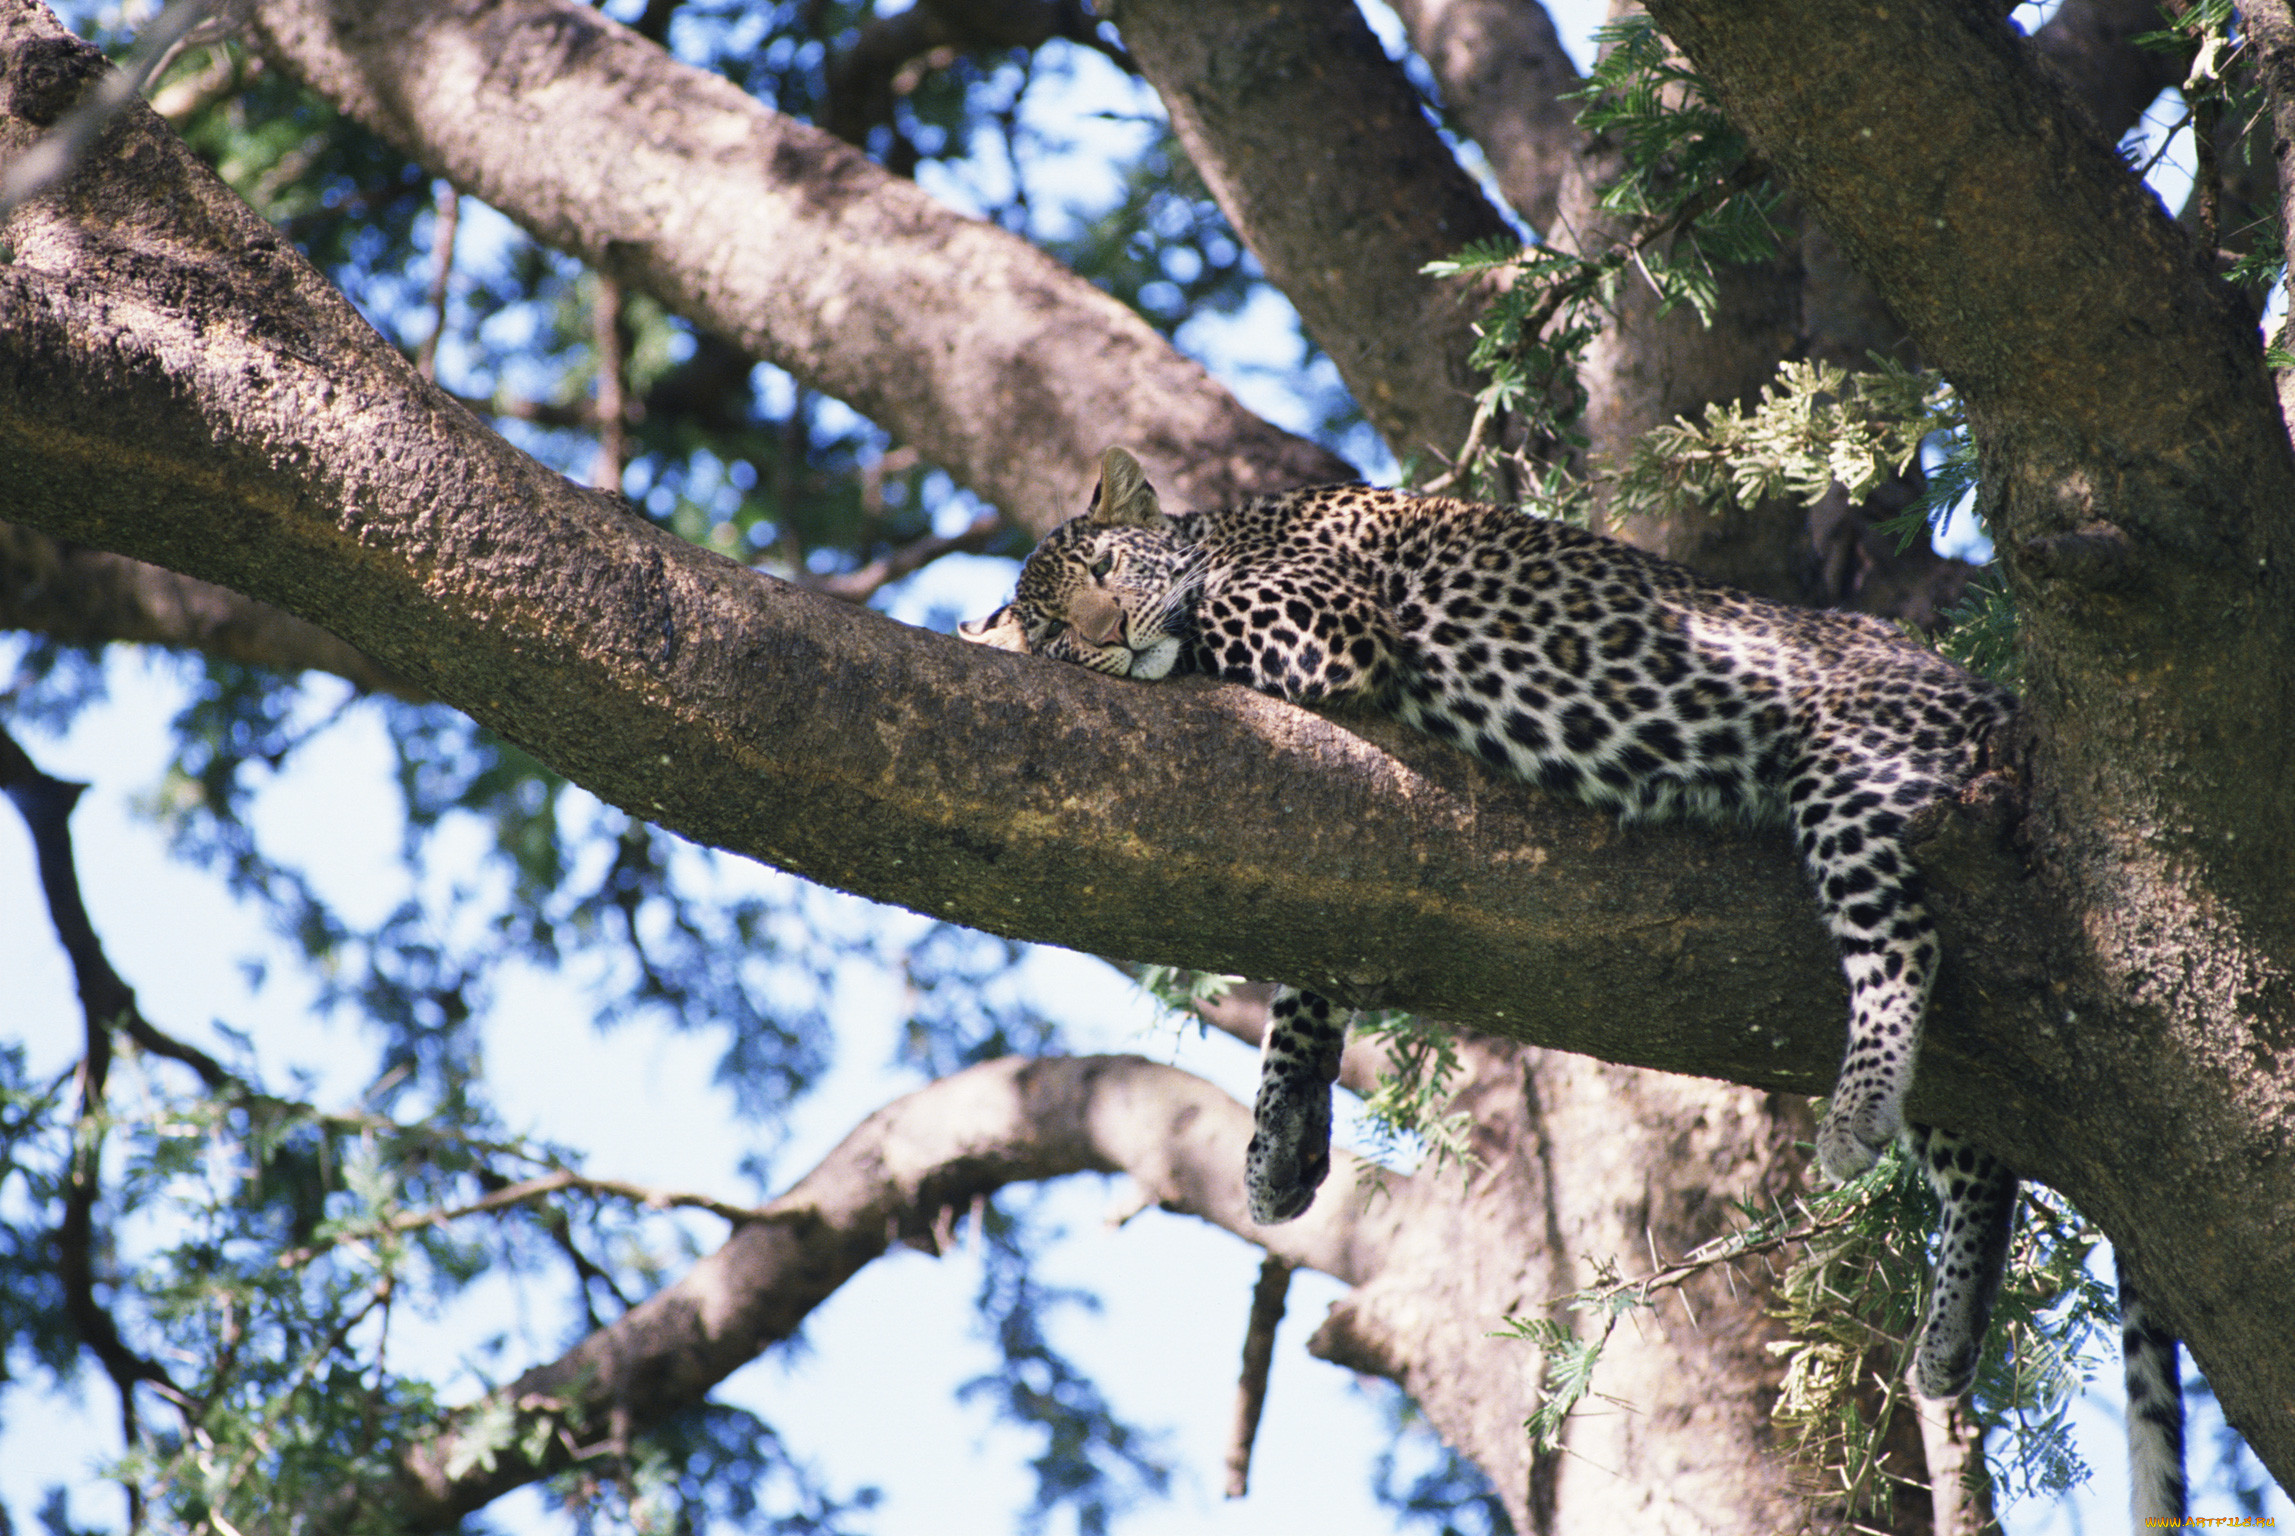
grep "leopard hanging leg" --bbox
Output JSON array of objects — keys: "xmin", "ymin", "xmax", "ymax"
[
  {"xmin": 1907, "ymin": 1125, "xmax": 2018, "ymax": 1398},
  {"xmin": 1245, "ymin": 988, "xmax": 1347, "ymax": 1224},
  {"xmin": 1792, "ymin": 756, "xmax": 1946, "ymax": 1183}
]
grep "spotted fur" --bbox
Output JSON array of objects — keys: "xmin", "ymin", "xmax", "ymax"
[
  {"xmin": 965, "ymin": 447, "xmax": 2181, "ymax": 1510},
  {"xmin": 2119, "ymin": 1249, "xmax": 2188, "ymax": 1525}
]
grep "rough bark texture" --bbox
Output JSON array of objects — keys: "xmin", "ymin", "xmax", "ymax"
[
  {"xmin": 1645, "ymin": 0, "xmax": 2295, "ymax": 1484},
  {"xmin": 1389, "ymin": 0, "xmax": 1586, "ymax": 234},
  {"xmin": 2250, "ymin": 0, "xmax": 2295, "ymax": 443},
  {"xmin": 1118, "ymin": 11, "xmax": 1890, "ymax": 1522},
  {"xmin": 235, "ymin": 0, "xmax": 1351, "ymax": 535},
  {"xmin": 1107, "ymin": 0, "xmax": 1515, "ymax": 468},
  {"xmin": 0, "ymin": 9, "xmax": 1900, "ymax": 1113},
  {"xmin": 390, "ymin": 1040, "xmax": 1820, "ymax": 1536}
]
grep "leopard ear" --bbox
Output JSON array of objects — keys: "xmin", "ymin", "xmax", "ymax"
[
  {"xmin": 1087, "ymin": 446, "xmax": 1161, "ymax": 528},
  {"xmin": 959, "ymin": 604, "xmax": 1032, "ymax": 653}
]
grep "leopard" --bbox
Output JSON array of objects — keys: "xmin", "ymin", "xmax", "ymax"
[{"xmin": 964, "ymin": 445, "xmax": 2185, "ymax": 1526}]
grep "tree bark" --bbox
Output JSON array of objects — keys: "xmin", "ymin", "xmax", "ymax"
[
  {"xmin": 0, "ymin": 520, "xmax": 411, "ymax": 690},
  {"xmin": 377, "ymin": 1054, "xmax": 1390, "ymax": 1527},
  {"xmin": 1389, "ymin": 0, "xmax": 1587, "ymax": 235},
  {"xmin": 0, "ymin": 14, "xmax": 1886, "ymax": 1111},
  {"xmin": 376, "ymin": 1042, "xmax": 1822, "ymax": 1536},
  {"xmin": 1109, "ymin": 0, "xmax": 1515, "ymax": 467},
  {"xmin": 235, "ymin": 0, "xmax": 1351, "ymax": 534},
  {"xmin": 1644, "ymin": 0, "xmax": 2295, "ymax": 1483}
]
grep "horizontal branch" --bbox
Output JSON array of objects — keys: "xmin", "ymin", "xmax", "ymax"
[
  {"xmin": 275, "ymin": 1169, "xmax": 764, "ymax": 1270},
  {"xmin": 11, "ymin": 3, "xmax": 2291, "ymax": 1487},
  {"xmin": 383, "ymin": 1054, "xmax": 1395, "ymax": 1524},
  {"xmin": 0, "ymin": 7, "xmax": 2050, "ymax": 1128}
]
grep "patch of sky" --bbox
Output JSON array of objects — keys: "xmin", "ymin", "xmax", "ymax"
[
  {"xmin": 2012, "ymin": 1246, "xmax": 2292, "ymax": 1535},
  {"xmin": 1924, "ymin": 431, "xmax": 1993, "ymax": 565},
  {"xmin": 2010, "ymin": 0, "xmax": 2067, "ymax": 33},
  {"xmin": 914, "ymin": 42, "xmax": 1162, "ymax": 243},
  {"xmin": 2123, "ymin": 86, "xmax": 2198, "ymax": 218}
]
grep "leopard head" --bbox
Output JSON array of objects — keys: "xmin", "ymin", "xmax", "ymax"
[{"xmin": 959, "ymin": 446, "xmax": 1201, "ymax": 680}]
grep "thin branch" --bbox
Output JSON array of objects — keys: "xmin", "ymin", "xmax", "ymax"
[
  {"xmin": 415, "ymin": 180, "xmax": 458, "ymax": 383},
  {"xmin": 1906, "ymin": 1378, "xmax": 1997, "ymax": 1535},
  {"xmin": 794, "ymin": 510, "xmax": 1009, "ymax": 602},
  {"xmin": 147, "ymin": 39, "xmax": 260, "ymax": 124},
  {"xmin": 1, "ymin": 726, "xmax": 179, "ymax": 1528},
  {"xmin": 1568, "ymin": 1191, "xmax": 1870, "ymax": 1318},
  {"xmin": 366, "ymin": 1054, "xmax": 1391, "ymax": 1528},
  {"xmin": 275, "ymin": 1169, "xmax": 763, "ymax": 1271},
  {"xmin": 1223, "ymin": 1254, "xmax": 1292, "ymax": 1498}
]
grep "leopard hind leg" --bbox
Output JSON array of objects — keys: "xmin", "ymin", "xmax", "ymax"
[
  {"xmin": 1245, "ymin": 988, "xmax": 1346, "ymax": 1224},
  {"xmin": 1908, "ymin": 1124, "xmax": 2017, "ymax": 1399}
]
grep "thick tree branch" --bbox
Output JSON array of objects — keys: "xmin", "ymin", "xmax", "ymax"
[
  {"xmin": 2031, "ymin": 0, "xmax": 2190, "ymax": 143},
  {"xmin": 236, "ymin": 0, "xmax": 1350, "ymax": 534},
  {"xmin": 380, "ymin": 1054, "xmax": 1395, "ymax": 1525},
  {"xmin": 1390, "ymin": 0, "xmax": 1587, "ymax": 235},
  {"xmin": 1111, "ymin": 0, "xmax": 1515, "ymax": 466},
  {"xmin": 0, "ymin": 0, "xmax": 2260, "ymax": 1280},
  {"xmin": 0, "ymin": 11, "xmax": 1897, "ymax": 1108},
  {"xmin": 1642, "ymin": 0, "xmax": 2287, "ymax": 505}
]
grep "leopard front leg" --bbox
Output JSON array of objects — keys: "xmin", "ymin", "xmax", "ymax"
[
  {"xmin": 1907, "ymin": 1124, "xmax": 2018, "ymax": 1398},
  {"xmin": 1813, "ymin": 921, "xmax": 1936, "ymax": 1181},
  {"xmin": 1245, "ymin": 988, "xmax": 1347, "ymax": 1224},
  {"xmin": 1793, "ymin": 763, "xmax": 1943, "ymax": 1183}
]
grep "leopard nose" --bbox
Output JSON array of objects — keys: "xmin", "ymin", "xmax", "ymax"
[{"xmin": 1071, "ymin": 590, "xmax": 1126, "ymax": 645}]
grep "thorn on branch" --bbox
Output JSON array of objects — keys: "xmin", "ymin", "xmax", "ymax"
[{"xmin": 1223, "ymin": 1254, "xmax": 1292, "ymax": 1499}]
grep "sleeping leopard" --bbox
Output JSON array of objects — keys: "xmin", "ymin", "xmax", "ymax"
[{"xmin": 963, "ymin": 446, "xmax": 2184, "ymax": 1523}]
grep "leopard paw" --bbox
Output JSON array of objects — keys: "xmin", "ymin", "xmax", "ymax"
[
  {"xmin": 1815, "ymin": 1092, "xmax": 1900, "ymax": 1184},
  {"xmin": 1245, "ymin": 1081, "xmax": 1332, "ymax": 1224}
]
